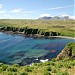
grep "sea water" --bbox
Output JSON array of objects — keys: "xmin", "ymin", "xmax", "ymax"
[{"xmin": 0, "ymin": 32, "xmax": 74, "ymax": 65}]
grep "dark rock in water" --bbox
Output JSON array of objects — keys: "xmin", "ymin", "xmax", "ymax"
[
  {"xmin": 7, "ymin": 50, "xmax": 58, "ymax": 66},
  {"xmin": 0, "ymin": 60, "xmax": 7, "ymax": 64},
  {"xmin": 19, "ymin": 57, "xmax": 40, "ymax": 66},
  {"xmin": 9, "ymin": 51, "xmax": 28, "ymax": 59},
  {"xmin": 50, "ymin": 50, "xmax": 56, "ymax": 53},
  {"xmin": 38, "ymin": 52, "xmax": 56, "ymax": 60},
  {"xmin": 18, "ymin": 51, "xmax": 58, "ymax": 66}
]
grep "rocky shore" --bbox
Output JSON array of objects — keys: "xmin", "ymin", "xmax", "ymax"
[{"xmin": 0, "ymin": 31, "xmax": 75, "ymax": 40}]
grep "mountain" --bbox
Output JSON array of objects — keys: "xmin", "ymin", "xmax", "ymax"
[
  {"xmin": 51, "ymin": 16, "xmax": 61, "ymax": 20},
  {"xmin": 39, "ymin": 16, "xmax": 72, "ymax": 20},
  {"xmin": 39, "ymin": 16, "xmax": 52, "ymax": 20}
]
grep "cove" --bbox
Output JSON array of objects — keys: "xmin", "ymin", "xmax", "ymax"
[{"xmin": 0, "ymin": 32, "xmax": 74, "ymax": 65}]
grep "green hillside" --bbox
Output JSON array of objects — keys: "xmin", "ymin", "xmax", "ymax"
[{"xmin": 0, "ymin": 19, "xmax": 75, "ymax": 37}]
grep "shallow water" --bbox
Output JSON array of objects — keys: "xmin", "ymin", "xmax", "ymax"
[{"xmin": 0, "ymin": 32, "xmax": 74, "ymax": 65}]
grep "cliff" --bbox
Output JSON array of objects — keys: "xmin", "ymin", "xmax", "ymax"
[{"xmin": 57, "ymin": 42, "xmax": 75, "ymax": 60}]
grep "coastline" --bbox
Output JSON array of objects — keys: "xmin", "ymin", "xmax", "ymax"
[
  {"xmin": 0, "ymin": 31, "xmax": 75, "ymax": 40},
  {"xmin": 48, "ymin": 36, "xmax": 75, "ymax": 40},
  {"xmin": 0, "ymin": 31, "xmax": 75, "ymax": 66}
]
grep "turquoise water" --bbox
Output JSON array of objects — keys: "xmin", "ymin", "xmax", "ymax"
[{"xmin": 0, "ymin": 32, "xmax": 74, "ymax": 65}]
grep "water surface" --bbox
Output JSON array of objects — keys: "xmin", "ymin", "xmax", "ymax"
[{"xmin": 0, "ymin": 32, "xmax": 74, "ymax": 65}]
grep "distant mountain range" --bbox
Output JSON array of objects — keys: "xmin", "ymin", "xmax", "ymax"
[{"xmin": 39, "ymin": 16, "xmax": 73, "ymax": 20}]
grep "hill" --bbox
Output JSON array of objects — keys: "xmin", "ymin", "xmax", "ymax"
[{"xmin": 0, "ymin": 19, "xmax": 75, "ymax": 37}]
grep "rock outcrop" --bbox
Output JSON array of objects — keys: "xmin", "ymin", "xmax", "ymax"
[{"xmin": 57, "ymin": 42, "xmax": 75, "ymax": 60}]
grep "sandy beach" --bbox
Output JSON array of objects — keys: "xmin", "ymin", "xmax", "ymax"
[{"xmin": 48, "ymin": 36, "xmax": 75, "ymax": 40}]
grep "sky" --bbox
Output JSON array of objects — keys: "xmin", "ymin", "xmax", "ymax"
[{"xmin": 0, "ymin": 0, "xmax": 74, "ymax": 19}]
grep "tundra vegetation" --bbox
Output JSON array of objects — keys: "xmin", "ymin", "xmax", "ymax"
[{"xmin": 0, "ymin": 19, "xmax": 75, "ymax": 37}]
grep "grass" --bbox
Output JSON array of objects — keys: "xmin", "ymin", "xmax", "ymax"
[
  {"xmin": 0, "ymin": 19, "xmax": 75, "ymax": 37},
  {"xmin": 0, "ymin": 58, "xmax": 75, "ymax": 75}
]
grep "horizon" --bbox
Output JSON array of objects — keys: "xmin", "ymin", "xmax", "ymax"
[
  {"xmin": 0, "ymin": 0, "xmax": 74, "ymax": 19},
  {"xmin": 0, "ymin": 15, "xmax": 75, "ymax": 20}
]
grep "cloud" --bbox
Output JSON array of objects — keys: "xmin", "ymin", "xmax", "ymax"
[
  {"xmin": 0, "ymin": 4, "xmax": 3, "ymax": 9},
  {"xmin": 40, "ymin": 14, "xmax": 50, "ymax": 17},
  {"xmin": 61, "ymin": 14, "xmax": 75, "ymax": 19},
  {"xmin": 22, "ymin": 11, "xmax": 35, "ymax": 14},
  {"xmin": 10, "ymin": 8, "xmax": 23, "ymax": 13},
  {"xmin": 0, "ymin": 13, "xmax": 30, "ymax": 19},
  {"xmin": 0, "ymin": 11, "xmax": 6, "ymax": 13},
  {"xmin": 69, "ymin": 16, "xmax": 75, "ymax": 19},
  {"xmin": 49, "ymin": 5, "xmax": 75, "ymax": 10},
  {"xmin": 0, "ymin": 8, "xmax": 37, "ymax": 19},
  {"xmin": 10, "ymin": 8, "xmax": 36, "ymax": 14},
  {"xmin": 0, "ymin": 4, "xmax": 74, "ymax": 19},
  {"xmin": 61, "ymin": 14, "xmax": 69, "ymax": 17},
  {"xmin": 0, "ymin": 13, "xmax": 14, "ymax": 19}
]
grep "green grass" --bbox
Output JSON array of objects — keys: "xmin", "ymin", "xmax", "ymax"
[
  {"xmin": 0, "ymin": 57, "xmax": 75, "ymax": 75},
  {"xmin": 0, "ymin": 19, "xmax": 75, "ymax": 37}
]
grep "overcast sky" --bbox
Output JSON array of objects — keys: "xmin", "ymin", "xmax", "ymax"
[{"xmin": 0, "ymin": 0, "xmax": 74, "ymax": 19}]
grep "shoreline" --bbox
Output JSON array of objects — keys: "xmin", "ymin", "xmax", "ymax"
[
  {"xmin": 0, "ymin": 31, "xmax": 75, "ymax": 40},
  {"xmin": 0, "ymin": 31, "xmax": 75, "ymax": 66},
  {"xmin": 48, "ymin": 36, "xmax": 75, "ymax": 40}
]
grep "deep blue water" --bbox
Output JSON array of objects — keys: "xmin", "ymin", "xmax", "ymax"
[{"xmin": 0, "ymin": 32, "xmax": 74, "ymax": 65}]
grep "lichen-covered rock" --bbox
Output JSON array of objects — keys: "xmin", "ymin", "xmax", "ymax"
[{"xmin": 57, "ymin": 42, "xmax": 75, "ymax": 60}]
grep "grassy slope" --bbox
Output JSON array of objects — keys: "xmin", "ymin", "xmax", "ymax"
[
  {"xmin": 0, "ymin": 42, "xmax": 75, "ymax": 75},
  {"xmin": 0, "ymin": 19, "xmax": 75, "ymax": 37}
]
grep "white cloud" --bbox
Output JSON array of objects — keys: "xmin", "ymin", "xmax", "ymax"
[
  {"xmin": 69, "ymin": 16, "xmax": 75, "ymax": 19},
  {"xmin": 0, "ymin": 4, "xmax": 74, "ymax": 19},
  {"xmin": 61, "ymin": 14, "xmax": 69, "ymax": 17},
  {"xmin": 49, "ymin": 5, "xmax": 75, "ymax": 10},
  {"xmin": 40, "ymin": 14, "xmax": 50, "ymax": 17},
  {"xmin": 0, "ymin": 13, "xmax": 14, "ymax": 19},
  {"xmin": 0, "ymin": 8, "xmax": 37, "ymax": 19},
  {"xmin": 0, "ymin": 11, "xmax": 6, "ymax": 13},
  {"xmin": 21, "ymin": 11, "xmax": 34, "ymax": 14},
  {"xmin": 0, "ymin": 4, "xmax": 3, "ymax": 8},
  {"xmin": 61, "ymin": 14, "xmax": 75, "ymax": 19},
  {"xmin": 0, "ymin": 13, "xmax": 29, "ymax": 19},
  {"xmin": 10, "ymin": 8, "xmax": 36, "ymax": 14},
  {"xmin": 10, "ymin": 8, "xmax": 23, "ymax": 13}
]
